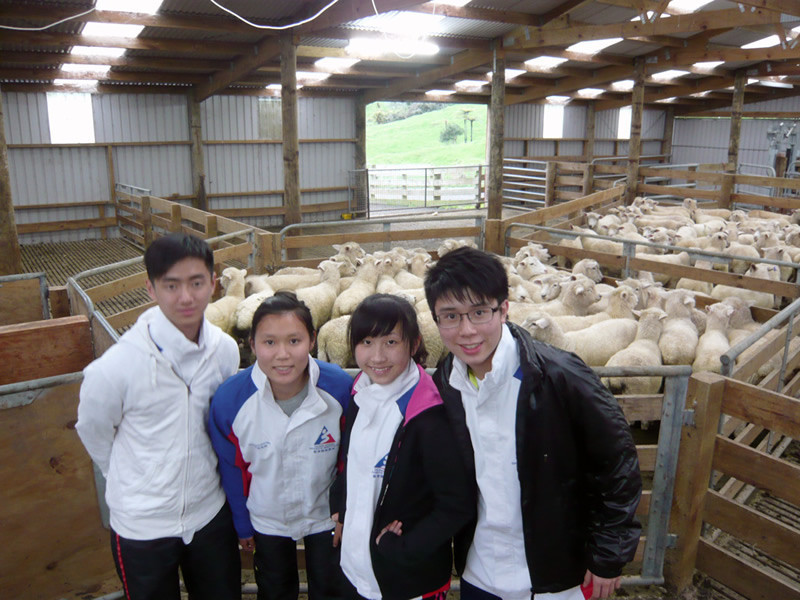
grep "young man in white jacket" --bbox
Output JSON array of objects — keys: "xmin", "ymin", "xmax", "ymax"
[{"xmin": 77, "ymin": 233, "xmax": 241, "ymax": 600}]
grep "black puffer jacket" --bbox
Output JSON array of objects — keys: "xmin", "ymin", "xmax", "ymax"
[{"xmin": 433, "ymin": 322, "xmax": 642, "ymax": 594}]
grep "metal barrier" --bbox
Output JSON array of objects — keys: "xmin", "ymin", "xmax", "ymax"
[
  {"xmin": 736, "ymin": 162, "xmax": 777, "ymax": 197},
  {"xmin": 502, "ymin": 158, "xmax": 548, "ymax": 205}
]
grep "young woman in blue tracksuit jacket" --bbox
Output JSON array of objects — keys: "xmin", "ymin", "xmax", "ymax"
[
  {"xmin": 209, "ymin": 291, "xmax": 352, "ymax": 600},
  {"xmin": 330, "ymin": 294, "xmax": 475, "ymax": 600}
]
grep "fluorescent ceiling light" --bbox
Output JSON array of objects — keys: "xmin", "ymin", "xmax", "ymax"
[
  {"xmin": 742, "ymin": 35, "xmax": 779, "ymax": 49},
  {"xmin": 53, "ymin": 78, "xmax": 97, "ymax": 86},
  {"xmin": 690, "ymin": 91, "xmax": 710, "ymax": 97},
  {"xmin": 426, "ymin": 89, "xmax": 456, "ymax": 96},
  {"xmin": 70, "ymin": 45, "xmax": 126, "ymax": 57},
  {"xmin": 759, "ymin": 80, "xmax": 793, "ymax": 89},
  {"xmin": 265, "ymin": 84, "xmax": 281, "ymax": 90},
  {"xmin": 296, "ymin": 71, "xmax": 330, "ymax": 82},
  {"xmin": 546, "ymin": 95, "xmax": 571, "ymax": 104},
  {"xmin": 667, "ymin": 0, "xmax": 714, "ymax": 13},
  {"xmin": 61, "ymin": 64, "xmax": 110, "ymax": 73},
  {"xmin": 455, "ymin": 79, "xmax": 487, "ymax": 90},
  {"xmin": 747, "ymin": 78, "xmax": 760, "ymax": 85},
  {"xmin": 576, "ymin": 88, "xmax": 605, "ymax": 97},
  {"xmin": 566, "ymin": 38, "xmax": 622, "ymax": 54},
  {"xmin": 612, "ymin": 79, "xmax": 635, "ymax": 91},
  {"xmin": 315, "ymin": 57, "xmax": 360, "ymax": 72},
  {"xmin": 651, "ymin": 69, "xmax": 689, "ymax": 80},
  {"xmin": 525, "ymin": 56, "xmax": 568, "ymax": 69},
  {"xmin": 346, "ymin": 37, "xmax": 438, "ymax": 58},
  {"xmin": 655, "ymin": 97, "xmax": 676, "ymax": 103},
  {"xmin": 693, "ymin": 61, "xmax": 723, "ymax": 70},
  {"xmin": 96, "ymin": 0, "xmax": 163, "ymax": 13},
  {"xmin": 82, "ymin": 22, "xmax": 144, "ymax": 37}
]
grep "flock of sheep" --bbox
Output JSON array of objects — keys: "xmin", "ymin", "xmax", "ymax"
[{"xmin": 204, "ymin": 196, "xmax": 800, "ymax": 395}]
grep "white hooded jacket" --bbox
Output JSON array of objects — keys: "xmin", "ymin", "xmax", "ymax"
[{"xmin": 76, "ymin": 306, "xmax": 239, "ymax": 542}]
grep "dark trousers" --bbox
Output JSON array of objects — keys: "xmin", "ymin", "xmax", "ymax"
[
  {"xmin": 253, "ymin": 530, "xmax": 343, "ymax": 600},
  {"xmin": 110, "ymin": 504, "xmax": 241, "ymax": 600},
  {"xmin": 459, "ymin": 579, "xmax": 503, "ymax": 600}
]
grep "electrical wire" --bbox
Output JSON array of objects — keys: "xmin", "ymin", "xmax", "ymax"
[
  {"xmin": 206, "ymin": 0, "xmax": 343, "ymax": 30},
  {"xmin": 0, "ymin": 7, "xmax": 95, "ymax": 31}
]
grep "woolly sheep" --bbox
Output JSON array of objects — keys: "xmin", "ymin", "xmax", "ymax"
[
  {"xmin": 658, "ymin": 290, "xmax": 699, "ymax": 366},
  {"xmin": 331, "ymin": 256, "xmax": 380, "ymax": 319},
  {"xmin": 529, "ymin": 275, "xmax": 601, "ymax": 317},
  {"xmin": 692, "ymin": 302, "xmax": 735, "ymax": 373},
  {"xmin": 332, "ymin": 241, "xmax": 366, "ymax": 265},
  {"xmin": 316, "ymin": 315, "xmax": 354, "ymax": 368},
  {"xmin": 522, "ymin": 313, "xmax": 637, "ymax": 367},
  {"xmin": 295, "ymin": 260, "xmax": 342, "ymax": 329},
  {"xmin": 572, "ymin": 258, "xmax": 603, "ymax": 283},
  {"xmin": 437, "ymin": 238, "xmax": 477, "ymax": 257},
  {"xmin": 231, "ymin": 287, "xmax": 276, "ymax": 335},
  {"xmin": 603, "ymin": 308, "xmax": 668, "ymax": 395},
  {"xmin": 710, "ymin": 263, "xmax": 779, "ymax": 310},
  {"xmin": 204, "ymin": 267, "xmax": 247, "ymax": 334}
]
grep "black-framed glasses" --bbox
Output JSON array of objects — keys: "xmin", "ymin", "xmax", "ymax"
[{"xmin": 434, "ymin": 306, "xmax": 500, "ymax": 329}]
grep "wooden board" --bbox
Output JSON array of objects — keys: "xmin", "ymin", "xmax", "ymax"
[
  {"xmin": 49, "ymin": 286, "xmax": 71, "ymax": 319},
  {"xmin": 0, "ymin": 277, "xmax": 44, "ymax": 325},
  {"xmin": 0, "ymin": 382, "xmax": 117, "ymax": 599},
  {"xmin": 696, "ymin": 540, "xmax": 800, "ymax": 600},
  {"xmin": 0, "ymin": 316, "xmax": 93, "ymax": 385},
  {"xmin": 721, "ymin": 378, "xmax": 800, "ymax": 439}
]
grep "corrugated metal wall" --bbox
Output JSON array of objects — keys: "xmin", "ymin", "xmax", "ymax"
[{"xmin": 5, "ymin": 91, "xmax": 357, "ymax": 242}]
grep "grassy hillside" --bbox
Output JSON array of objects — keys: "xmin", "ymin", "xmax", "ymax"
[{"xmin": 366, "ymin": 102, "xmax": 487, "ymax": 168}]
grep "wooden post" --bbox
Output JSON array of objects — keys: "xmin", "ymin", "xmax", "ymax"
[
  {"xmin": 354, "ymin": 94, "xmax": 367, "ymax": 215},
  {"xmin": 775, "ymin": 152, "xmax": 788, "ymax": 179},
  {"xmin": 719, "ymin": 172, "xmax": 734, "ymax": 210},
  {"xmin": 281, "ymin": 33, "xmax": 301, "ymax": 229},
  {"xmin": 205, "ymin": 214, "xmax": 217, "ymax": 240},
  {"xmin": 661, "ymin": 106, "xmax": 674, "ymax": 161},
  {"xmin": 0, "ymin": 85, "xmax": 22, "ymax": 275},
  {"xmin": 544, "ymin": 161, "xmax": 557, "ymax": 207},
  {"xmin": 487, "ymin": 47, "xmax": 505, "ymax": 221},
  {"xmin": 626, "ymin": 58, "xmax": 644, "ymax": 205},
  {"xmin": 727, "ymin": 71, "xmax": 745, "ymax": 173},
  {"xmin": 664, "ymin": 372, "xmax": 725, "ymax": 593},
  {"xmin": 170, "ymin": 203, "xmax": 182, "ymax": 232},
  {"xmin": 141, "ymin": 195, "xmax": 153, "ymax": 248},
  {"xmin": 103, "ymin": 144, "xmax": 114, "ymax": 240},
  {"xmin": 484, "ymin": 218, "xmax": 504, "ymax": 255},
  {"xmin": 582, "ymin": 163, "xmax": 595, "ymax": 195},
  {"xmin": 189, "ymin": 95, "xmax": 207, "ymax": 211},
  {"xmin": 584, "ymin": 103, "xmax": 595, "ymax": 162}
]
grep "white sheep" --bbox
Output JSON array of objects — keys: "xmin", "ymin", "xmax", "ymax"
[
  {"xmin": 692, "ymin": 302, "xmax": 735, "ymax": 373},
  {"xmin": 332, "ymin": 241, "xmax": 366, "ymax": 265},
  {"xmin": 676, "ymin": 259, "xmax": 714, "ymax": 296},
  {"xmin": 522, "ymin": 312, "xmax": 637, "ymax": 367},
  {"xmin": 603, "ymin": 308, "xmax": 668, "ymax": 395},
  {"xmin": 531, "ymin": 275, "xmax": 601, "ymax": 317},
  {"xmin": 316, "ymin": 315, "xmax": 354, "ymax": 368},
  {"xmin": 658, "ymin": 289, "xmax": 699, "ymax": 366},
  {"xmin": 331, "ymin": 256, "xmax": 380, "ymax": 319},
  {"xmin": 295, "ymin": 260, "xmax": 342, "ymax": 329},
  {"xmin": 572, "ymin": 258, "xmax": 603, "ymax": 283},
  {"xmin": 437, "ymin": 238, "xmax": 477, "ymax": 257},
  {"xmin": 232, "ymin": 287, "xmax": 276, "ymax": 335},
  {"xmin": 710, "ymin": 263, "xmax": 779, "ymax": 310},
  {"xmin": 204, "ymin": 267, "xmax": 247, "ymax": 334}
]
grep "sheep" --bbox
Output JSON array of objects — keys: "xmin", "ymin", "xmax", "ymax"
[
  {"xmin": 316, "ymin": 315, "xmax": 355, "ymax": 368},
  {"xmin": 516, "ymin": 256, "xmax": 552, "ymax": 280},
  {"xmin": 658, "ymin": 289, "xmax": 699, "ymax": 366},
  {"xmin": 437, "ymin": 238, "xmax": 476, "ymax": 257},
  {"xmin": 556, "ymin": 235, "xmax": 583, "ymax": 269},
  {"xmin": 391, "ymin": 291, "xmax": 445, "ymax": 369},
  {"xmin": 676, "ymin": 259, "xmax": 714, "ymax": 296},
  {"xmin": 407, "ymin": 251, "xmax": 432, "ymax": 277},
  {"xmin": 636, "ymin": 251, "xmax": 690, "ymax": 286},
  {"xmin": 760, "ymin": 245, "xmax": 794, "ymax": 282},
  {"xmin": 530, "ymin": 275, "xmax": 601, "ymax": 317},
  {"xmin": 692, "ymin": 302, "xmax": 735, "ymax": 373},
  {"xmin": 572, "ymin": 258, "xmax": 603, "ymax": 283},
  {"xmin": 331, "ymin": 255, "xmax": 380, "ymax": 319},
  {"xmin": 603, "ymin": 308, "xmax": 668, "ymax": 395},
  {"xmin": 375, "ymin": 254, "xmax": 407, "ymax": 295},
  {"xmin": 725, "ymin": 240, "xmax": 761, "ymax": 275},
  {"xmin": 580, "ymin": 284, "xmax": 638, "ymax": 323},
  {"xmin": 710, "ymin": 263, "xmax": 779, "ymax": 310},
  {"xmin": 295, "ymin": 260, "xmax": 341, "ymax": 329},
  {"xmin": 521, "ymin": 312, "xmax": 637, "ymax": 367},
  {"xmin": 231, "ymin": 287, "xmax": 276, "ymax": 336},
  {"xmin": 683, "ymin": 198, "xmax": 731, "ymax": 220},
  {"xmin": 572, "ymin": 226, "xmax": 623, "ymax": 255},
  {"xmin": 513, "ymin": 243, "xmax": 550, "ymax": 265},
  {"xmin": 332, "ymin": 241, "xmax": 366, "ymax": 265},
  {"xmin": 204, "ymin": 267, "xmax": 247, "ymax": 334}
]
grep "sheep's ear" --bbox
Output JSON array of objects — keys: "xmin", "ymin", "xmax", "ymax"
[
  {"xmin": 575, "ymin": 285, "xmax": 585, "ymax": 294},
  {"xmin": 632, "ymin": 309, "xmax": 642, "ymax": 318},
  {"xmin": 332, "ymin": 244, "xmax": 341, "ymax": 252}
]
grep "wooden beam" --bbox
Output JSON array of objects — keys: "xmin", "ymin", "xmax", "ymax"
[
  {"xmin": 595, "ymin": 75, "xmax": 735, "ymax": 110},
  {"xmin": 584, "ymin": 102, "xmax": 596, "ymax": 161},
  {"xmin": 728, "ymin": 70, "xmax": 745, "ymax": 172},
  {"xmin": 188, "ymin": 95, "xmax": 207, "ymax": 211},
  {"xmin": 731, "ymin": 0, "xmax": 800, "ymax": 17},
  {"xmin": 503, "ymin": 8, "xmax": 780, "ymax": 51},
  {"xmin": 194, "ymin": 36, "xmax": 281, "ymax": 102},
  {"xmin": 0, "ymin": 51, "xmax": 228, "ymax": 73},
  {"xmin": 414, "ymin": 2, "xmax": 539, "ymax": 26},
  {"xmin": 363, "ymin": 48, "xmax": 492, "ymax": 104},
  {"xmin": 0, "ymin": 85, "xmax": 22, "ymax": 275},
  {"xmin": 487, "ymin": 49, "xmax": 505, "ymax": 221},
  {"xmin": 281, "ymin": 33, "xmax": 301, "ymax": 228},
  {"xmin": 627, "ymin": 58, "xmax": 644, "ymax": 204},
  {"xmin": 661, "ymin": 106, "xmax": 674, "ymax": 159}
]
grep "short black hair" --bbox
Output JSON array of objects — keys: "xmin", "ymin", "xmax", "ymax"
[
  {"xmin": 144, "ymin": 233, "xmax": 214, "ymax": 281},
  {"xmin": 348, "ymin": 294, "xmax": 427, "ymax": 365},
  {"xmin": 250, "ymin": 291, "xmax": 315, "ymax": 342},
  {"xmin": 424, "ymin": 247, "xmax": 508, "ymax": 312}
]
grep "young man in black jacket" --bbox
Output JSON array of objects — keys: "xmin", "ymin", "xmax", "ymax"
[{"xmin": 424, "ymin": 247, "xmax": 642, "ymax": 600}]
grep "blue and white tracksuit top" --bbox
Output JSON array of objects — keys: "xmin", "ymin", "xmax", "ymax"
[{"xmin": 208, "ymin": 358, "xmax": 352, "ymax": 540}]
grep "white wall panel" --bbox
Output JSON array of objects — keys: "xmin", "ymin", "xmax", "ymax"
[
  {"xmin": 201, "ymin": 95, "xmax": 260, "ymax": 141},
  {"xmin": 504, "ymin": 104, "xmax": 543, "ymax": 138},
  {"xmin": 562, "ymin": 105, "xmax": 586, "ymax": 138},
  {"xmin": 503, "ymin": 140, "xmax": 524, "ymax": 156},
  {"xmin": 298, "ymin": 97, "xmax": 355, "ymax": 138},
  {"xmin": 204, "ymin": 143, "xmax": 283, "ymax": 193},
  {"xmin": 643, "ymin": 109, "xmax": 665, "ymax": 141},
  {"xmin": 3, "ymin": 92, "xmax": 50, "ymax": 144},
  {"xmin": 299, "ymin": 142, "xmax": 354, "ymax": 188},
  {"xmin": 113, "ymin": 146, "xmax": 193, "ymax": 197},
  {"xmin": 595, "ymin": 109, "xmax": 619, "ymax": 140},
  {"xmin": 671, "ymin": 118, "xmax": 729, "ymax": 165},
  {"xmin": 94, "ymin": 94, "xmax": 189, "ymax": 142}
]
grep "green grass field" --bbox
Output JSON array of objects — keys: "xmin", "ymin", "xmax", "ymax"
[{"xmin": 366, "ymin": 102, "xmax": 488, "ymax": 168}]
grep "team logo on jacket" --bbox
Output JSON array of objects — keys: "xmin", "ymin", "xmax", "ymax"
[
  {"xmin": 312, "ymin": 426, "xmax": 338, "ymax": 453},
  {"xmin": 373, "ymin": 454, "xmax": 388, "ymax": 478}
]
